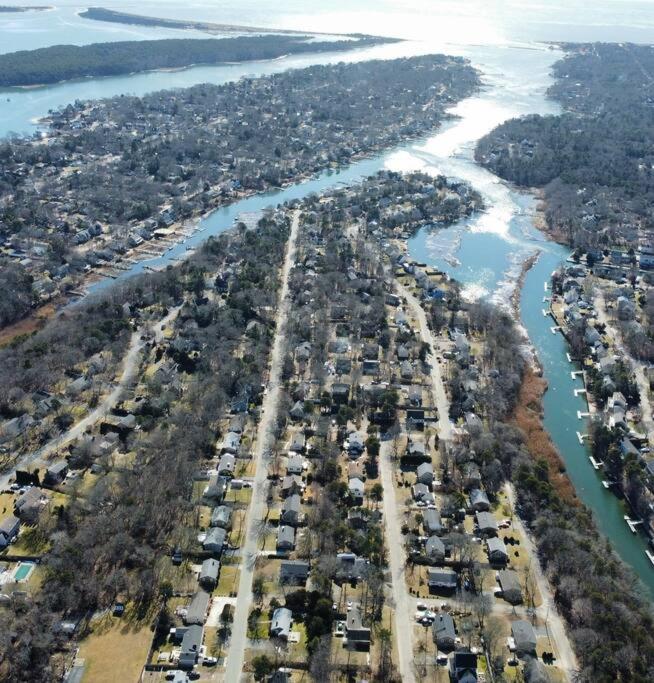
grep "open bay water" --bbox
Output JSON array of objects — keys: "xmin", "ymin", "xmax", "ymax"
[{"xmin": 4, "ymin": 0, "xmax": 654, "ymax": 590}]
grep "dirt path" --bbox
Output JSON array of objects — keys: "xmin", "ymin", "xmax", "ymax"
[
  {"xmin": 223, "ymin": 210, "xmax": 301, "ymax": 682},
  {"xmin": 0, "ymin": 305, "xmax": 180, "ymax": 489},
  {"xmin": 505, "ymin": 484, "xmax": 578, "ymax": 680}
]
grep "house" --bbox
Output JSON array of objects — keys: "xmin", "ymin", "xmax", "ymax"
[
  {"xmin": 462, "ymin": 464, "xmax": 482, "ymax": 491},
  {"xmin": 218, "ymin": 453, "xmax": 235, "ymax": 476},
  {"xmin": 335, "ymin": 552, "xmax": 369, "ymax": 582},
  {"xmin": 362, "ymin": 359, "xmax": 380, "ymax": 376},
  {"xmin": 433, "ymin": 612, "xmax": 456, "ymax": 650},
  {"xmin": 270, "ymin": 607, "xmax": 293, "ymax": 640},
  {"xmin": 14, "ymin": 487, "xmax": 48, "ymax": 523},
  {"xmin": 203, "ymin": 527, "xmax": 227, "ymax": 555},
  {"xmin": 220, "ymin": 431, "xmax": 240, "ymax": 454},
  {"xmin": 346, "ymin": 432, "xmax": 365, "ymax": 458},
  {"xmin": 287, "ymin": 453, "xmax": 305, "ymax": 475},
  {"xmin": 423, "ymin": 508, "xmax": 442, "ymax": 535},
  {"xmin": 408, "ymin": 385, "xmax": 423, "ymax": 406},
  {"xmin": 279, "ymin": 560, "xmax": 310, "ymax": 586},
  {"xmin": 475, "ymin": 511, "xmax": 498, "ymax": 537},
  {"xmin": 416, "ymin": 462, "xmax": 434, "ymax": 485},
  {"xmin": 44, "ymin": 460, "xmax": 68, "ymax": 485},
  {"xmin": 349, "ymin": 478, "xmax": 365, "ymax": 505},
  {"xmin": 277, "ymin": 525, "xmax": 296, "ymax": 551},
  {"xmin": 511, "ymin": 620, "xmax": 537, "ymax": 655},
  {"xmin": 428, "ymin": 568, "xmax": 458, "ymax": 593},
  {"xmin": 449, "ymin": 651, "xmax": 478, "ymax": 683},
  {"xmin": 348, "ymin": 460, "xmax": 365, "ymax": 480},
  {"xmin": 203, "ymin": 476, "xmax": 227, "ymax": 503},
  {"xmin": 184, "ymin": 590, "xmax": 210, "ymax": 625},
  {"xmin": 199, "ymin": 559, "xmax": 220, "ymax": 590},
  {"xmin": 210, "ymin": 505, "xmax": 232, "ymax": 529},
  {"xmin": 335, "ymin": 357, "xmax": 352, "ymax": 375},
  {"xmin": 469, "ymin": 489, "xmax": 490, "ymax": 512},
  {"xmin": 400, "ymin": 360, "xmax": 414, "ymax": 380},
  {"xmin": 289, "ymin": 401, "xmax": 305, "ymax": 421},
  {"xmin": 413, "ymin": 483, "xmax": 435, "ymax": 505},
  {"xmin": 345, "ymin": 605, "xmax": 371, "ymax": 651},
  {"xmin": 281, "ymin": 494, "xmax": 302, "ymax": 526},
  {"xmin": 425, "ymin": 535, "xmax": 446, "ymax": 563},
  {"xmin": 281, "ymin": 475, "xmax": 305, "ymax": 498},
  {"xmin": 407, "ymin": 408, "xmax": 426, "ymax": 430},
  {"xmin": 498, "ymin": 569, "xmax": 522, "ymax": 604},
  {"xmin": 0, "ymin": 516, "xmax": 20, "ymax": 548},
  {"xmin": 486, "ymin": 537, "xmax": 508, "ymax": 565},
  {"xmin": 289, "ymin": 433, "xmax": 306, "ymax": 453},
  {"xmin": 331, "ymin": 383, "xmax": 350, "ymax": 406},
  {"xmin": 228, "ymin": 414, "xmax": 246, "ymax": 434},
  {"xmin": 397, "ymin": 344, "xmax": 410, "ymax": 361},
  {"xmin": 178, "ymin": 624, "xmax": 203, "ymax": 670}
]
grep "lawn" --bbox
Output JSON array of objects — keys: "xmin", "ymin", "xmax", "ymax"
[
  {"xmin": 77, "ymin": 610, "xmax": 153, "ymax": 683},
  {"xmin": 215, "ymin": 564, "xmax": 240, "ymax": 597}
]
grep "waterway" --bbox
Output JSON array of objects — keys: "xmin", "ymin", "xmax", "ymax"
[{"xmin": 3, "ymin": 1, "xmax": 654, "ymax": 593}]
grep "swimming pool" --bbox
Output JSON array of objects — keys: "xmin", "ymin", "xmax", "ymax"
[{"xmin": 13, "ymin": 562, "xmax": 34, "ymax": 582}]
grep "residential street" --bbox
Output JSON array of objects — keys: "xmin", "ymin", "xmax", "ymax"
[
  {"xmin": 0, "ymin": 305, "xmax": 180, "ymax": 490},
  {"xmin": 505, "ymin": 485, "xmax": 578, "ymax": 681},
  {"xmin": 379, "ymin": 439, "xmax": 416, "ymax": 683},
  {"xmin": 223, "ymin": 211, "xmax": 301, "ymax": 682}
]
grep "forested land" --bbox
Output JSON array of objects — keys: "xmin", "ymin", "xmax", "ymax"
[
  {"xmin": 475, "ymin": 43, "xmax": 654, "ymax": 248},
  {"xmin": 0, "ymin": 33, "xmax": 395, "ymax": 87},
  {"xmin": 0, "ymin": 54, "xmax": 479, "ymax": 329}
]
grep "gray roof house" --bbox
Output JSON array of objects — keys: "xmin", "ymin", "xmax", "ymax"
[
  {"xmin": 498, "ymin": 569, "xmax": 522, "ymax": 604},
  {"xmin": 184, "ymin": 590, "xmax": 210, "ymax": 625},
  {"xmin": 277, "ymin": 525, "xmax": 296, "ymax": 551},
  {"xmin": 270, "ymin": 607, "xmax": 293, "ymax": 640},
  {"xmin": 178, "ymin": 624, "xmax": 203, "ymax": 669},
  {"xmin": 281, "ymin": 474, "xmax": 305, "ymax": 498},
  {"xmin": 428, "ymin": 568, "xmax": 458, "ymax": 593},
  {"xmin": 450, "ymin": 651, "xmax": 478, "ymax": 683},
  {"xmin": 475, "ymin": 511, "xmax": 498, "ymax": 537},
  {"xmin": 432, "ymin": 612, "xmax": 456, "ymax": 650},
  {"xmin": 203, "ymin": 527, "xmax": 227, "ymax": 555},
  {"xmin": 0, "ymin": 516, "xmax": 20, "ymax": 548},
  {"xmin": 469, "ymin": 489, "xmax": 490, "ymax": 512},
  {"xmin": 400, "ymin": 361, "xmax": 414, "ymax": 380},
  {"xmin": 425, "ymin": 535, "xmax": 446, "ymax": 563},
  {"xmin": 423, "ymin": 508, "xmax": 442, "ymax": 535},
  {"xmin": 289, "ymin": 433, "xmax": 306, "ymax": 453},
  {"xmin": 281, "ymin": 494, "xmax": 302, "ymax": 526},
  {"xmin": 289, "ymin": 401, "xmax": 305, "ymax": 421},
  {"xmin": 220, "ymin": 431, "xmax": 240, "ymax": 454},
  {"xmin": 511, "ymin": 620, "xmax": 537, "ymax": 655},
  {"xmin": 210, "ymin": 505, "xmax": 232, "ymax": 529},
  {"xmin": 335, "ymin": 552, "xmax": 369, "ymax": 582},
  {"xmin": 487, "ymin": 537, "xmax": 508, "ymax": 565},
  {"xmin": 348, "ymin": 478, "xmax": 365, "ymax": 505},
  {"xmin": 279, "ymin": 560, "xmax": 310, "ymax": 585},
  {"xmin": 199, "ymin": 559, "xmax": 220, "ymax": 589},
  {"xmin": 416, "ymin": 462, "xmax": 434, "ymax": 485},
  {"xmin": 345, "ymin": 605, "xmax": 371, "ymax": 650},
  {"xmin": 287, "ymin": 453, "xmax": 305, "ymax": 475},
  {"xmin": 203, "ymin": 476, "xmax": 227, "ymax": 503},
  {"xmin": 413, "ymin": 483, "xmax": 434, "ymax": 504},
  {"xmin": 218, "ymin": 453, "xmax": 236, "ymax": 476},
  {"xmin": 346, "ymin": 432, "xmax": 365, "ymax": 458},
  {"xmin": 44, "ymin": 460, "xmax": 68, "ymax": 485}
]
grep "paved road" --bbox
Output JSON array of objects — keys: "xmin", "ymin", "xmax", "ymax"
[
  {"xmin": 505, "ymin": 485, "xmax": 578, "ymax": 681},
  {"xmin": 0, "ymin": 306, "xmax": 180, "ymax": 490},
  {"xmin": 379, "ymin": 439, "xmax": 417, "ymax": 683},
  {"xmin": 396, "ymin": 282, "xmax": 452, "ymax": 441},
  {"xmin": 594, "ymin": 289, "xmax": 654, "ymax": 444},
  {"xmin": 223, "ymin": 211, "xmax": 301, "ymax": 682}
]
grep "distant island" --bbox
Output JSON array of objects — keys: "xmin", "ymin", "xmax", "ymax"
[
  {"xmin": 81, "ymin": 7, "xmax": 355, "ymax": 37},
  {"xmin": 0, "ymin": 4, "xmax": 51, "ymax": 11},
  {"xmin": 0, "ymin": 33, "xmax": 396, "ymax": 88}
]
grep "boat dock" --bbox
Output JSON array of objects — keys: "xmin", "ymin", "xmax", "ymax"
[{"xmin": 589, "ymin": 455, "xmax": 603, "ymax": 470}]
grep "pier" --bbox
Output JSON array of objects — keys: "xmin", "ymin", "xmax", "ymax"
[
  {"xmin": 570, "ymin": 370, "xmax": 584, "ymax": 380},
  {"xmin": 589, "ymin": 455, "xmax": 603, "ymax": 470},
  {"xmin": 574, "ymin": 388, "xmax": 587, "ymax": 397},
  {"xmin": 625, "ymin": 516, "xmax": 643, "ymax": 534},
  {"xmin": 550, "ymin": 325, "xmax": 561, "ymax": 334},
  {"xmin": 577, "ymin": 410, "xmax": 591, "ymax": 419}
]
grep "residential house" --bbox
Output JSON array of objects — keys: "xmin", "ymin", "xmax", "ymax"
[
  {"xmin": 469, "ymin": 489, "xmax": 490, "ymax": 512},
  {"xmin": 413, "ymin": 483, "xmax": 435, "ymax": 505},
  {"xmin": 349, "ymin": 478, "xmax": 365, "ymax": 505},
  {"xmin": 199, "ymin": 559, "xmax": 220, "ymax": 590},
  {"xmin": 475, "ymin": 511, "xmax": 498, "ymax": 537},
  {"xmin": 289, "ymin": 401, "xmax": 305, "ymax": 421},
  {"xmin": 449, "ymin": 651, "xmax": 478, "ymax": 683},
  {"xmin": 425, "ymin": 535, "xmax": 446, "ymax": 563},
  {"xmin": 400, "ymin": 360, "xmax": 414, "ymax": 381},
  {"xmin": 277, "ymin": 525, "xmax": 296, "ymax": 551},
  {"xmin": 286, "ymin": 453, "xmax": 305, "ymax": 475},
  {"xmin": 281, "ymin": 475, "xmax": 305, "ymax": 498},
  {"xmin": 281, "ymin": 494, "xmax": 302, "ymax": 526},
  {"xmin": 14, "ymin": 487, "xmax": 48, "ymax": 523},
  {"xmin": 220, "ymin": 431, "xmax": 240, "ymax": 454},
  {"xmin": 433, "ymin": 612, "xmax": 456, "ymax": 650},
  {"xmin": 270, "ymin": 607, "xmax": 293, "ymax": 640},
  {"xmin": 203, "ymin": 476, "xmax": 227, "ymax": 504},
  {"xmin": 428, "ymin": 568, "xmax": 458, "ymax": 593},
  {"xmin": 184, "ymin": 590, "xmax": 210, "ymax": 625},
  {"xmin": 178, "ymin": 625, "xmax": 203, "ymax": 670},
  {"xmin": 511, "ymin": 620, "xmax": 537, "ymax": 656},
  {"xmin": 423, "ymin": 508, "xmax": 442, "ymax": 535},
  {"xmin": 218, "ymin": 453, "xmax": 236, "ymax": 476},
  {"xmin": 346, "ymin": 432, "xmax": 365, "ymax": 459},
  {"xmin": 487, "ymin": 537, "xmax": 508, "ymax": 566},
  {"xmin": 0, "ymin": 516, "xmax": 20, "ymax": 549},
  {"xmin": 345, "ymin": 605, "xmax": 371, "ymax": 651},
  {"xmin": 498, "ymin": 570, "xmax": 522, "ymax": 604},
  {"xmin": 335, "ymin": 552, "xmax": 369, "ymax": 582},
  {"xmin": 416, "ymin": 462, "xmax": 434, "ymax": 485},
  {"xmin": 228, "ymin": 414, "xmax": 246, "ymax": 434},
  {"xmin": 210, "ymin": 505, "xmax": 232, "ymax": 529},
  {"xmin": 44, "ymin": 460, "xmax": 68, "ymax": 486},
  {"xmin": 462, "ymin": 464, "xmax": 482, "ymax": 491},
  {"xmin": 203, "ymin": 527, "xmax": 227, "ymax": 555},
  {"xmin": 279, "ymin": 560, "xmax": 310, "ymax": 586},
  {"xmin": 331, "ymin": 383, "xmax": 350, "ymax": 406}
]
